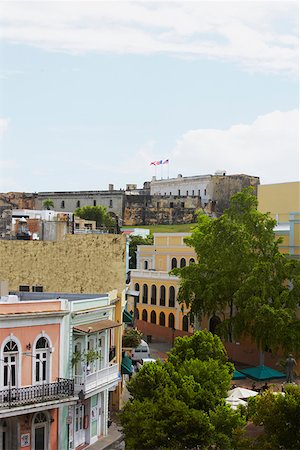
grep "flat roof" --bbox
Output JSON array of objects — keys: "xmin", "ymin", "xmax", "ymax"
[{"xmin": 10, "ymin": 292, "xmax": 108, "ymax": 302}]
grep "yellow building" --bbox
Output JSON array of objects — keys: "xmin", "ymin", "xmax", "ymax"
[
  {"xmin": 258, "ymin": 182, "xmax": 300, "ymax": 259},
  {"xmin": 130, "ymin": 233, "xmax": 196, "ymax": 336}
]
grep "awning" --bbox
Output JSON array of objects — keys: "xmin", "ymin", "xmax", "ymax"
[
  {"xmin": 123, "ymin": 310, "xmax": 133, "ymax": 324},
  {"xmin": 121, "ymin": 355, "xmax": 132, "ymax": 375},
  {"xmin": 232, "ymin": 369, "xmax": 246, "ymax": 380},
  {"xmin": 240, "ymin": 365, "xmax": 286, "ymax": 381},
  {"xmin": 73, "ymin": 320, "xmax": 121, "ymax": 334}
]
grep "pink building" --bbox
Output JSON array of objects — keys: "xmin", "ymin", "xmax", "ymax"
[{"xmin": 0, "ymin": 283, "xmax": 75, "ymax": 450}]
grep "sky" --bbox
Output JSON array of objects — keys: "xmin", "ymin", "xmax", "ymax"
[{"xmin": 0, "ymin": 1, "xmax": 299, "ymax": 192}]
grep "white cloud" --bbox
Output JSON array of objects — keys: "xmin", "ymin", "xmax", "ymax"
[
  {"xmin": 0, "ymin": 118, "xmax": 9, "ymax": 137},
  {"xmin": 169, "ymin": 110, "xmax": 299, "ymax": 184},
  {"xmin": 0, "ymin": 1, "xmax": 298, "ymax": 75}
]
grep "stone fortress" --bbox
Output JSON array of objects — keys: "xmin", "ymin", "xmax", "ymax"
[{"xmin": 0, "ymin": 171, "xmax": 259, "ymax": 234}]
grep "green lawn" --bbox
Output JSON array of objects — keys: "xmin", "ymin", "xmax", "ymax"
[{"xmin": 123, "ymin": 223, "xmax": 197, "ymax": 233}]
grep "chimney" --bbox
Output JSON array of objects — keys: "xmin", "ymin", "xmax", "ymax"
[{"xmin": 108, "ymin": 184, "xmax": 114, "ymax": 191}]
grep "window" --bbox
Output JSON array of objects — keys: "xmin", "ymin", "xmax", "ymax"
[
  {"xmin": 180, "ymin": 258, "xmax": 186, "ymax": 268},
  {"xmin": 93, "ymin": 200, "xmax": 97, "ymax": 206},
  {"xmin": 168, "ymin": 313, "xmax": 175, "ymax": 329},
  {"xmin": 171, "ymin": 258, "xmax": 177, "ymax": 269},
  {"xmin": 144, "ymin": 261, "xmax": 149, "ymax": 270},
  {"xmin": 160, "ymin": 286, "xmax": 166, "ymax": 306},
  {"xmin": 142, "ymin": 284, "xmax": 148, "ymax": 304},
  {"xmin": 186, "ymin": 191, "xmax": 188, "ymax": 196},
  {"xmin": 170, "ymin": 202, "xmax": 174, "ymax": 208},
  {"xmin": 150, "ymin": 311, "xmax": 156, "ymax": 324},
  {"xmin": 198, "ymin": 189, "xmax": 200, "ymax": 196},
  {"xmin": 3, "ymin": 340, "xmax": 19, "ymax": 387},
  {"xmin": 204, "ymin": 189, "xmax": 207, "ymax": 196},
  {"xmin": 157, "ymin": 202, "xmax": 160, "ymax": 208},
  {"xmin": 19, "ymin": 285, "xmax": 30, "ymax": 292},
  {"xmin": 76, "ymin": 200, "xmax": 80, "ymax": 208},
  {"xmin": 151, "ymin": 285, "xmax": 157, "ymax": 305},
  {"xmin": 189, "ymin": 258, "xmax": 195, "ymax": 265},
  {"xmin": 32, "ymin": 285, "xmax": 43, "ymax": 292},
  {"xmin": 192, "ymin": 190, "xmax": 194, "ymax": 196},
  {"xmin": 159, "ymin": 312, "xmax": 165, "ymax": 326},
  {"xmin": 61, "ymin": 200, "xmax": 65, "ymax": 209},
  {"xmin": 136, "ymin": 309, "xmax": 140, "ymax": 320},
  {"xmin": 182, "ymin": 315, "xmax": 189, "ymax": 332},
  {"xmin": 35, "ymin": 337, "xmax": 50, "ymax": 383},
  {"xmin": 169, "ymin": 286, "xmax": 175, "ymax": 308},
  {"xmin": 135, "ymin": 283, "xmax": 140, "ymax": 303},
  {"xmin": 209, "ymin": 316, "xmax": 221, "ymax": 335},
  {"xmin": 170, "ymin": 192, "xmax": 172, "ymax": 196},
  {"xmin": 109, "ymin": 199, "xmax": 113, "ymax": 208},
  {"xmin": 181, "ymin": 202, "xmax": 185, "ymax": 208},
  {"xmin": 178, "ymin": 190, "xmax": 180, "ymax": 196},
  {"xmin": 142, "ymin": 309, "xmax": 148, "ymax": 322},
  {"xmin": 75, "ymin": 223, "xmax": 80, "ymax": 229}
]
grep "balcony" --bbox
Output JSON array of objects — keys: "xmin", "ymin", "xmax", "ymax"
[
  {"xmin": 0, "ymin": 378, "xmax": 74, "ymax": 408},
  {"xmin": 74, "ymin": 363, "xmax": 119, "ymax": 395}
]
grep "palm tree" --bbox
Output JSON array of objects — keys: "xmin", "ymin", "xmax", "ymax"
[{"xmin": 42, "ymin": 199, "xmax": 54, "ymax": 210}]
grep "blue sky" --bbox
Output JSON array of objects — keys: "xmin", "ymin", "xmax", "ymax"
[{"xmin": 0, "ymin": 1, "xmax": 298, "ymax": 192}]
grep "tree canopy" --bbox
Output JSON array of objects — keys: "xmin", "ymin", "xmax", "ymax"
[
  {"xmin": 120, "ymin": 331, "xmax": 245, "ymax": 449},
  {"xmin": 74, "ymin": 205, "xmax": 115, "ymax": 228},
  {"xmin": 247, "ymin": 385, "xmax": 300, "ymax": 449},
  {"xmin": 174, "ymin": 187, "xmax": 300, "ymax": 356}
]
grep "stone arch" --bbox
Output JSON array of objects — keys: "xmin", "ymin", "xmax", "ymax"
[
  {"xmin": 159, "ymin": 312, "xmax": 165, "ymax": 326},
  {"xmin": 150, "ymin": 310, "xmax": 156, "ymax": 324},
  {"xmin": 169, "ymin": 286, "xmax": 175, "ymax": 307},
  {"xmin": 168, "ymin": 313, "xmax": 175, "ymax": 329}
]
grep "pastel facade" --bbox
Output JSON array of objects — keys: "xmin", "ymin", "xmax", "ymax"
[
  {"xmin": 130, "ymin": 233, "xmax": 196, "ymax": 337},
  {"xmin": 0, "ymin": 285, "xmax": 125, "ymax": 450},
  {"xmin": 0, "ymin": 290, "xmax": 75, "ymax": 450},
  {"xmin": 258, "ymin": 182, "xmax": 300, "ymax": 259}
]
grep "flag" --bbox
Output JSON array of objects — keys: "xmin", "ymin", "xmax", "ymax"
[
  {"xmin": 163, "ymin": 159, "xmax": 169, "ymax": 164},
  {"xmin": 150, "ymin": 161, "xmax": 156, "ymax": 166}
]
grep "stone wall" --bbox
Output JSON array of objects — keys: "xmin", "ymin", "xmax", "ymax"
[
  {"xmin": 124, "ymin": 195, "xmax": 201, "ymax": 225},
  {"xmin": 208, "ymin": 174, "xmax": 260, "ymax": 215},
  {"xmin": 0, "ymin": 234, "xmax": 126, "ymax": 295}
]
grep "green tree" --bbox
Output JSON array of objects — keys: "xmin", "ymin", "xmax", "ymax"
[
  {"xmin": 174, "ymin": 187, "xmax": 300, "ymax": 356},
  {"xmin": 120, "ymin": 331, "xmax": 245, "ymax": 449},
  {"xmin": 247, "ymin": 385, "xmax": 300, "ymax": 449},
  {"xmin": 129, "ymin": 235, "xmax": 153, "ymax": 269},
  {"xmin": 42, "ymin": 198, "xmax": 54, "ymax": 210},
  {"xmin": 74, "ymin": 205, "xmax": 114, "ymax": 228},
  {"xmin": 122, "ymin": 329, "xmax": 143, "ymax": 348}
]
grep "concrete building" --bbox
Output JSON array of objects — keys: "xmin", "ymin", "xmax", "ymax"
[
  {"xmin": 258, "ymin": 182, "xmax": 300, "ymax": 259},
  {"xmin": 129, "ymin": 233, "xmax": 196, "ymax": 342},
  {"xmin": 0, "ymin": 283, "xmax": 125, "ymax": 450},
  {"xmin": 35, "ymin": 188, "xmax": 124, "ymax": 221},
  {"xmin": 0, "ymin": 282, "xmax": 76, "ymax": 450},
  {"xmin": 0, "ymin": 234, "xmax": 126, "ymax": 295}
]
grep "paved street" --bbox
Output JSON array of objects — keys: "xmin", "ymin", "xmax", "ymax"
[{"xmin": 148, "ymin": 339, "xmax": 172, "ymax": 361}]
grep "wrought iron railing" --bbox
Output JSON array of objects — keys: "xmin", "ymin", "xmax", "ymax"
[{"xmin": 0, "ymin": 378, "xmax": 74, "ymax": 408}]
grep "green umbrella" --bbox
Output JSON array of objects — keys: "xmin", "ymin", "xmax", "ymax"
[
  {"xmin": 240, "ymin": 365, "xmax": 285, "ymax": 381},
  {"xmin": 232, "ymin": 369, "xmax": 247, "ymax": 380}
]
